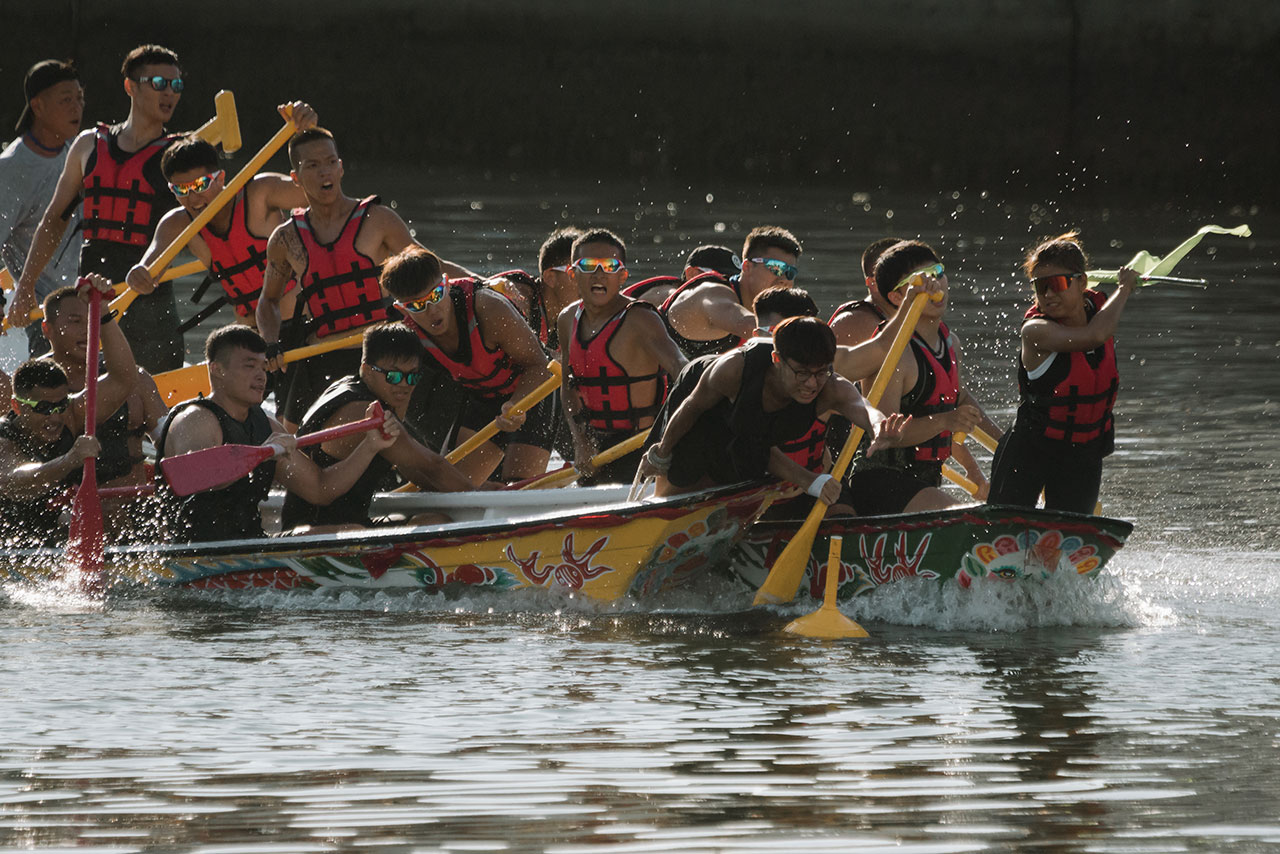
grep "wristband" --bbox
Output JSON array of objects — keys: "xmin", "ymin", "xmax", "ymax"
[
  {"xmin": 100, "ymin": 308, "xmax": 118, "ymax": 326},
  {"xmin": 265, "ymin": 342, "xmax": 282, "ymax": 360},
  {"xmin": 806, "ymin": 473, "xmax": 834, "ymax": 499},
  {"xmin": 644, "ymin": 445, "xmax": 672, "ymax": 473}
]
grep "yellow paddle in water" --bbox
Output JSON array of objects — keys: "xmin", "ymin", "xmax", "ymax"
[
  {"xmin": 153, "ymin": 329, "xmax": 365, "ymax": 406},
  {"xmin": 754, "ymin": 291, "xmax": 929, "ymax": 606},
  {"xmin": 111, "ymin": 108, "xmax": 300, "ymax": 317},
  {"xmin": 393, "ymin": 361, "xmax": 562, "ymax": 492},
  {"xmin": 520, "ymin": 427, "xmax": 652, "ymax": 490},
  {"xmin": 783, "ymin": 535, "xmax": 869, "ymax": 639}
]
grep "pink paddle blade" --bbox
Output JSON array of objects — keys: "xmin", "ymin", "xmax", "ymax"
[{"xmin": 160, "ymin": 443, "xmax": 278, "ymax": 497}]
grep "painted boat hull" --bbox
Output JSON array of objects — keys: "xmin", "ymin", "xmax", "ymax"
[
  {"xmin": 4, "ymin": 483, "xmax": 781, "ymax": 602},
  {"xmin": 733, "ymin": 504, "xmax": 1134, "ymax": 600}
]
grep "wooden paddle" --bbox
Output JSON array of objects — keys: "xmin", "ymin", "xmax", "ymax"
[
  {"xmin": 152, "ymin": 330, "xmax": 365, "ymax": 407},
  {"xmin": 112, "ymin": 109, "xmax": 299, "ymax": 317},
  {"xmin": 4, "ymin": 260, "xmax": 205, "ymax": 331},
  {"xmin": 193, "ymin": 90, "xmax": 242, "ymax": 154},
  {"xmin": 160, "ymin": 402, "xmax": 385, "ymax": 497},
  {"xmin": 519, "ymin": 427, "xmax": 652, "ymax": 490},
  {"xmin": 66, "ymin": 282, "xmax": 105, "ymax": 596},
  {"xmin": 754, "ymin": 291, "xmax": 929, "ymax": 606}
]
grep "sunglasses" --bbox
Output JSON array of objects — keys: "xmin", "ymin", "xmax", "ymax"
[
  {"xmin": 368, "ymin": 365, "xmax": 421, "ymax": 386},
  {"xmin": 135, "ymin": 75, "xmax": 184, "ymax": 93},
  {"xmin": 782, "ymin": 360, "xmax": 833, "ymax": 383},
  {"xmin": 749, "ymin": 257, "xmax": 799, "ymax": 281},
  {"xmin": 396, "ymin": 282, "xmax": 448, "ymax": 313},
  {"xmin": 1032, "ymin": 273, "xmax": 1080, "ymax": 294},
  {"xmin": 15, "ymin": 395, "xmax": 70, "ymax": 415},
  {"xmin": 893, "ymin": 263, "xmax": 946, "ymax": 292},
  {"xmin": 169, "ymin": 169, "xmax": 223, "ymax": 197},
  {"xmin": 572, "ymin": 257, "xmax": 626, "ymax": 274}
]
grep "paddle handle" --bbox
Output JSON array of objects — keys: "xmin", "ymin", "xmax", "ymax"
[
  {"xmin": 941, "ymin": 464, "xmax": 979, "ymax": 495},
  {"xmin": 82, "ymin": 283, "xmax": 102, "ymax": 437},
  {"xmin": 518, "ymin": 426, "xmax": 653, "ymax": 490},
  {"xmin": 113, "ymin": 115, "xmax": 298, "ymax": 315},
  {"xmin": 822, "ymin": 536, "xmax": 843, "ymax": 611},
  {"xmin": 295, "ymin": 402, "xmax": 386, "ymax": 448},
  {"xmin": 445, "ymin": 361, "xmax": 561, "ymax": 464}
]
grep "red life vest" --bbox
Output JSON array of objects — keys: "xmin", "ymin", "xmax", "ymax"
[
  {"xmin": 291, "ymin": 196, "xmax": 391, "ymax": 338},
  {"xmin": 1019, "ymin": 289, "xmax": 1118, "ymax": 444},
  {"xmin": 409, "ymin": 278, "xmax": 522, "ymax": 399},
  {"xmin": 777, "ymin": 417, "xmax": 829, "ymax": 472},
  {"xmin": 199, "ymin": 189, "xmax": 292, "ymax": 318},
  {"xmin": 568, "ymin": 300, "xmax": 664, "ymax": 432},
  {"xmin": 81, "ymin": 123, "xmax": 181, "ymax": 246},
  {"xmin": 623, "ymin": 274, "xmax": 680, "ymax": 301},
  {"xmin": 658, "ymin": 271, "xmax": 745, "ymax": 357},
  {"xmin": 903, "ymin": 322, "xmax": 960, "ymax": 463}
]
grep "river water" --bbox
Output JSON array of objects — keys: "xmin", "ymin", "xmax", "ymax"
[{"xmin": 2, "ymin": 173, "xmax": 1277, "ymax": 852}]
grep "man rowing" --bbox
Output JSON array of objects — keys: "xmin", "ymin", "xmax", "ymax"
[
  {"xmin": 39, "ymin": 285, "xmax": 165, "ymax": 488},
  {"xmin": 490, "ymin": 226, "xmax": 583, "ymax": 353},
  {"xmin": 381, "ymin": 246, "xmax": 555, "ymax": 485},
  {"xmin": 156, "ymin": 324, "xmax": 398, "ymax": 542},
  {"xmin": 0, "ymin": 59, "xmax": 84, "ymax": 357},
  {"xmin": 256, "ymin": 127, "xmax": 473, "ymax": 429},
  {"xmin": 124, "ymin": 102, "xmax": 318, "ymax": 329},
  {"xmin": 0, "ymin": 275, "xmax": 138, "ymax": 546},
  {"xmin": 558, "ymin": 228, "xmax": 687, "ymax": 484},
  {"xmin": 10, "ymin": 45, "xmax": 190, "ymax": 372},
  {"xmin": 638, "ymin": 315, "xmax": 910, "ymax": 503},
  {"xmin": 844, "ymin": 240, "xmax": 1001, "ymax": 513},
  {"xmin": 829, "ymin": 237, "xmax": 899, "ymax": 347},
  {"xmin": 660, "ymin": 226, "xmax": 802, "ymax": 357},
  {"xmin": 281, "ymin": 323, "xmax": 472, "ymax": 533}
]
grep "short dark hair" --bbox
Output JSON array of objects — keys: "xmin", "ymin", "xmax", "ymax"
[
  {"xmin": 773, "ymin": 316, "xmax": 836, "ymax": 366},
  {"xmin": 538, "ymin": 227, "xmax": 583, "ymax": 273},
  {"xmin": 161, "ymin": 134, "xmax": 219, "ymax": 180},
  {"xmin": 13, "ymin": 359, "xmax": 69, "ymax": 396},
  {"xmin": 1024, "ymin": 231, "xmax": 1089, "ymax": 278},
  {"xmin": 570, "ymin": 228, "xmax": 627, "ymax": 263},
  {"xmin": 41, "ymin": 286, "xmax": 80, "ymax": 325},
  {"xmin": 288, "ymin": 127, "xmax": 337, "ymax": 170},
  {"xmin": 743, "ymin": 226, "xmax": 802, "ymax": 260},
  {"xmin": 362, "ymin": 322, "xmax": 423, "ymax": 366},
  {"xmin": 380, "ymin": 246, "xmax": 444, "ymax": 300},
  {"xmin": 122, "ymin": 45, "xmax": 180, "ymax": 80},
  {"xmin": 753, "ymin": 286, "xmax": 818, "ymax": 322},
  {"xmin": 205, "ymin": 324, "xmax": 266, "ymax": 364},
  {"xmin": 872, "ymin": 240, "xmax": 941, "ymax": 302},
  {"xmin": 684, "ymin": 244, "xmax": 741, "ymax": 279},
  {"xmin": 861, "ymin": 237, "xmax": 901, "ymax": 279}
]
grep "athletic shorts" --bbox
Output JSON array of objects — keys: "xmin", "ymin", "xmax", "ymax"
[{"xmin": 845, "ymin": 466, "xmax": 937, "ymax": 516}]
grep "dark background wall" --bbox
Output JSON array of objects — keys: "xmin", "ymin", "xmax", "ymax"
[{"xmin": 2, "ymin": 0, "xmax": 1276, "ymax": 203}]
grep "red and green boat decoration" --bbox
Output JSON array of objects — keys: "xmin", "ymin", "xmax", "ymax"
[{"xmin": 733, "ymin": 504, "xmax": 1133, "ymax": 601}]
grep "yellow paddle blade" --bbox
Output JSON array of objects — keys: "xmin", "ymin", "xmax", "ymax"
[
  {"xmin": 784, "ymin": 535, "xmax": 868, "ymax": 639},
  {"xmin": 193, "ymin": 90, "xmax": 241, "ymax": 153},
  {"xmin": 0, "ymin": 268, "xmax": 13, "ymax": 291},
  {"xmin": 155, "ymin": 363, "xmax": 212, "ymax": 407}
]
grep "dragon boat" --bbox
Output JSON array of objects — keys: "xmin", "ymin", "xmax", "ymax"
[
  {"xmin": 732, "ymin": 504, "xmax": 1134, "ymax": 601},
  {"xmin": 2, "ymin": 483, "xmax": 782, "ymax": 601}
]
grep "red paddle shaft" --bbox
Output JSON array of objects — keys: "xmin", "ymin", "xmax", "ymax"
[
  {"xmin": 67, "ymin": 282, "xmax": 105, "ymax": 592},
  {"xmin": 160, "ymin": 402, "xmax": 386, "ymax": 497}
]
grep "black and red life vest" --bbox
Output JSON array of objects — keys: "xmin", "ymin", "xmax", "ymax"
[
  {"xmin": 489, "ymin": 269, "xmax": 551, "ymax": 347},
  {"xmin": 408, "ymin": 278, "xmax": 522, "ymax": 399},
  {"xmin": 199, "ymin": 188, "xmax": 289, "ymax": 318},
  {"xmin": 81, "ymin": 123, "xmax": 181, "ymax": 246},
  {"xmin": 568, "ymin": 300, "xmax": 664, "ymax": 432},
  {"xmin": 828, "ymin": 297, "xmax": 887, "ymax": 326},
  {"xmin": 658, "ymin": 271, "xmax": 745, "ymax": 358},
  {"xmin": 1018, "ymin": 289, "xmax": 1118, "ymax": 444},
  {"xmin": 903, "ymin": 322, "xmax": 961, "ymax": 463},
  {"xmin": 292, "ymin": 196, "xmax": 391, "ymax": 338},
  {"xmin": 623, "ymin": 274, "xmax": 680, "ymax": 302},
  {"xmin": 777, "ymin": 417, "xmax": 829, "ymax": 472}
]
